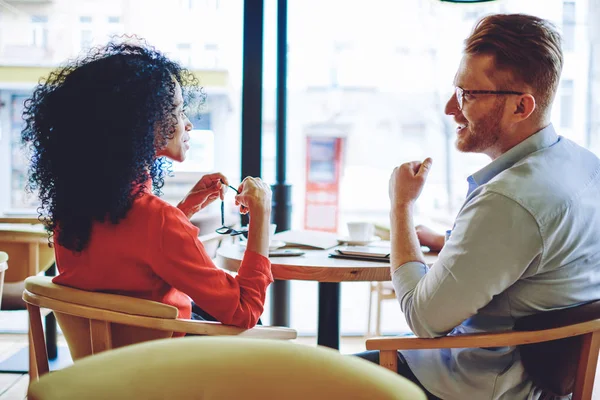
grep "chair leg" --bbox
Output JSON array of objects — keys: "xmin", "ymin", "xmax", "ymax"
[
  {"xmin": 28, "ymin": 329, "xmax": 36, "ymax": 379},
  {"xmin": 367, "ymin": 283, "xmax": 374, "ymax": 336},
  {"xmin": 380, "ymin": 350, "xmax": 398, "ymax": 373},
  {"xmin": 376, "ymin": 283, "xmax": 383, "ymax": 337},
  {"xmin": 27, "ymin": 303, "xmax": 49, "ymax": 380},
  {"xmin": 90, "ymin": 319, "xmax": 113, "ymax": 354},
  {"xmin": 572, "ymin": 331, "xmax": 600, "ymax": 400}
]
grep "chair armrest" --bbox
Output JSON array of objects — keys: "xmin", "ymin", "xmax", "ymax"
[
  {"xmin": 23, "ymin": 290, "xmax": 297, "ymax": 340},
  {"xmin": 366, "ymin": 319, "xmax": 600, "ymax": 351},
  {"xmin": 167, "ymin": 318, "xmax": 297, "ymax": 339}
]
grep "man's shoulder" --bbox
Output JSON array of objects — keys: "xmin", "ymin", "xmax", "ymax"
[{"xmin": 483, "ymin": 138, "xmax": 600, "ymax": 220}]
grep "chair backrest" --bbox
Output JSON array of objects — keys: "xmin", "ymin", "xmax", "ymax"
[
  {"xmin": 24, "ymin": 276, "xmax": 297, "ymax": 381},
  {"xmin": 24, "ymin": 276, "xmax": 179, "ymax": 362},
  {"xmin": 0, "ymin": 252, "xmax": 8, "ymax": 309},
  {"xmin": 514, "ymin": 300, "xmax": 600, "ymax": 396},
  {"xmin": 28, "ymin": 337, "xmax": 427, "ymax": 400}
]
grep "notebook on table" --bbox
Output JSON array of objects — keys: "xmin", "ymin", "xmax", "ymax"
[
  {"xmin": 329, "ymin": 246, "xmax": 391, "ymax": 263},
  {"xmin": 329, "ymin": 244, "xmax": 431, "ymax": 263}
]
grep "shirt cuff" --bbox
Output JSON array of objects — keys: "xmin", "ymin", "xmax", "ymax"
[
  {"xmin": 392, "ymin": 261, "xmax": 428, "ymax": 301},
  {"xmin": 238, "ymin": 249, "xmax": 273, "ymax": 282}
]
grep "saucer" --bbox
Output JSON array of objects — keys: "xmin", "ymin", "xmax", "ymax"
[
  {"xmin": 239, "ymin": 240, "xmax": 286, "ymax": 251},
  {"xmin": 336, "ymin": 236, "xmax": 381, "ymax": 246}
]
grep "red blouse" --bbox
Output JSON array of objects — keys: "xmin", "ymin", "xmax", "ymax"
[{"xmin": 53, "ymin": 190, "xmax": 272, "ymax": 330}]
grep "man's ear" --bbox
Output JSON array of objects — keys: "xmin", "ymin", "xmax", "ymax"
[{"xmin": 513, "ymin": 94, "xmax": 536, "ymax": 121}]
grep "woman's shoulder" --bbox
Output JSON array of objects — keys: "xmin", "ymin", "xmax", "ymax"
[
  {"xmin": 135, "ymin": 193, "xmax": 196, "ymax": 231},
  {"xmin": 134, "ymin": 192, "xmax": 179, "ymax": 216}
]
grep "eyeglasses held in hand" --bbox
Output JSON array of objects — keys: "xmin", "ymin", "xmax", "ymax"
[{"xmin": 215, "ymin": 183, "xmax": 248, "ymax": 238}]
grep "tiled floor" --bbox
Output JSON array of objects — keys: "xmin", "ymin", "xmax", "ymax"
[{"xmin": 0, "ymin": 333, "xmax": 598, "ymax": 399}]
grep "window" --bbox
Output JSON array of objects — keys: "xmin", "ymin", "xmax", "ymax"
[
  {"xmin": 563, "ymin": 1, "xmax": 576, "ymax": 51},
  {"xmin": 176, "ymin": 43, "xmax": 192, "ymax": 67},
  {"xmin": 31, "ymin": 16, "xmax": 48, "ymax": 48},
  {"xmin": 4, "ymin": 1, "xmax": 243, "ymax": 215},
  {"xmin": 2, "ymin": 0, "xmax": 599, "ymax": 337},
  {"xmin": 80, "ymin": 30, "xmax": 93, "ymax": 51},
  {"xmin": 203, "ymin": 43, "xmax": 219, "ymax": 68},
  {"xmin": 10, "ymin": 94, "xmax": 37, "ymax": 209},
  {"xmin": 265, "ymin": 0, "xmax": 600, "ymax": 334},
  {"xmin": 560, "ymin": 79, "xmax": 574, "ymax": 129},
  {"xmin": 80, "ymin": 16, "xmax": 93, "ymax": 50}
]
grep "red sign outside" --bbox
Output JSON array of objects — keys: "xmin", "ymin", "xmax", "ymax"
[{"xmin": 304, "ymin": 136, "xmax": 344, "ymax": 233}]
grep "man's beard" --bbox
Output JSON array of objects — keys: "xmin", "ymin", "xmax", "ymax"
[{"xmin": 456, "ymin": 99, "xmax": 504, "ymax": 154}]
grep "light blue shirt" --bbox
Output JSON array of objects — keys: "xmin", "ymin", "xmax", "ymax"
[{"xmin": 393, "ymin": 125, "xmax": 600, "ymax": 400}]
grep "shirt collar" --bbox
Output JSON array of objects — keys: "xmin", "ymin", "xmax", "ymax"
[{"xmin": 467, "ymin": 124, "xmax": 559, "ymax": 195}]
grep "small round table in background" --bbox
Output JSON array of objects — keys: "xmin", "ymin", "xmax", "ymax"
[
  {"xmin": 0, "ymin": 220, "xmax": 66, "ymax": 374},
  {"xmin": 216, "ymin": 243, "xmax": 438, "ymax": 350}
]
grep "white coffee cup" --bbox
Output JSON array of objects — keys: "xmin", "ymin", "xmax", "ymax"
[{"xmin": 347, "ymin": 222, "xmax": 374, "ymax": 241}]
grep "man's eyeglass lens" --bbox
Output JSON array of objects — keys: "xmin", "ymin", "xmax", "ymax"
[{"xmin": 455, "ymin": 87, "xmax": 525, "ymax": 110}]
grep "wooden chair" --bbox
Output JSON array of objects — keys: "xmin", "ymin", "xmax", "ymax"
[
  {"xmin": 367, "ymin": 281, "xmax": 396, "ymax": 336},
  {"xmin": 23, "ymin": 276, "xmax": 297, "ymax": 381},
  {"xmin": 366, "ymin": 300, "xmax": 600, "ymax": 400},
  {"xmin": 28, "ymin": 337, "xmax": 427, "ymax": 400}
]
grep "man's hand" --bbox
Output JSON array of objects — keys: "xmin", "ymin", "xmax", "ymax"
[
  {"xmin": 415, "ymin": 225, "xmax": 445, "ymax": 252},
  {"xmin": 389, "ymin": 158, "xmax": 433, "ymax": 210},
  {"xmin": 177, "ymin": 172, "xmax": 228, "ymax": 219}
]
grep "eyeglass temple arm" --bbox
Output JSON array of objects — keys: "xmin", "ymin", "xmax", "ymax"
[
  {"xmin": 220, "ymin": 181, "xmax": 240, "ymax": 227},
  {"xmin": 220, "ymin": 179, "xmax": 239, "ymax": 194}
]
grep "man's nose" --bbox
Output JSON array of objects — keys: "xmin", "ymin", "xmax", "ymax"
[{"xmin": 445, "ymin": 94, "xmax": 459, "ymax": 116}]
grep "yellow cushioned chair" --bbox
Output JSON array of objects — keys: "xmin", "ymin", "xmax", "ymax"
[
  {"xmin": 28, "ymin": 337, "xmax": 426, "ymax": 400},
  {"xmin": 23, "ymin": 276, "xmax": 297, "ymax": 380}
]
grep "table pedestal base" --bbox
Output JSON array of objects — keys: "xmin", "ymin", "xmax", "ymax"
[{"xmin": 317, "ymin": 282, "xmax": 340, "ymax": 350}]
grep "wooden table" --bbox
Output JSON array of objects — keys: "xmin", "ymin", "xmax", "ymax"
[
  {"xmin": 0, "ymin": 223, "xmax": 54, "ymax": 282},
  {"xmin": 0, "ymin": 221, "xmax": 68, "ymax": 374},
  {"xmin": 0, "ymin": 216, "xmax": 45, "ymax": 225},
  {"xmin": 217, "ymin": 243, "xmax": 438, "ymax": 350}
]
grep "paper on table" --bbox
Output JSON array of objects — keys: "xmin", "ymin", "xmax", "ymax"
[{"xmin": 272, "ymin": 230, "xmax": 340, "ymax": 250}]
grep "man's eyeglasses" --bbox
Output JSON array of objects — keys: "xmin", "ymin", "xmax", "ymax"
[
  {"xmin": 455, "ymin": 86, "xmax": 525, "ymax": 111},
  {"xmin": 215, "ymin": 183, "xmax": 248, "ymax": 238}
]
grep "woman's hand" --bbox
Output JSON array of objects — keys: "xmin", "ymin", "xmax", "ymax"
[
  {"xmin": 234, "ymin": 177, "xmax": 272, "ymax": 215},
  {"xmin": 177, "ymin": 172, "xmax": 228, "ymax": 219},
  {"xmin": 235, "ymin": 177, "xmax": 272, "ymax": 257}
]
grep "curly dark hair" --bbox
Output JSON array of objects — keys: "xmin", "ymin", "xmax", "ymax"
[{"xmin": 21, "ymin": 41, "xmax": 203, "ymax": 252}]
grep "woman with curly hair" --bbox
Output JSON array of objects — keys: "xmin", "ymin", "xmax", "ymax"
[{"xmin": 21, "ymin": 42, "xmax": 273, "ymax": 329}]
